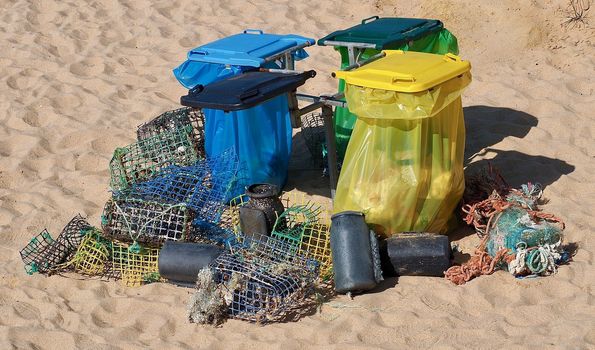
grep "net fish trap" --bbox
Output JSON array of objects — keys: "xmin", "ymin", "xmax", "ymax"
[
  {"xmin": 102, "ymin": 198, "xmax": 193, "ymax": 247},
  {"xmin": 229, "ymin": 192, "xmax": 333, "ymax": 278},
  {"xmin": 137, "ymin": 107, "xmax": 206, "ymax": 159},
  {"xmin": 111, "ymin": 241, "xmax": 160, "ymax": 287},
  {"xmin": 19, "ymin": 215, "xmax": 91, "ymax": 275},
  {"xmin": 62, "ymin": 228, "xmax": 111, "ymax": 276},
  {"xmin": 300, "ymin": 112, "xmax": 325, "ymax": 165},
  {"xmin": 211, "ymin": 236, "xmax": 319, "ymax": 323},
  {"xmin": 120, "ymin": 149, "xmax": 239, "ymax": 227},
  {"xmin": 109, "ymin": 126, "xmax": 199, "ymax": 192}
]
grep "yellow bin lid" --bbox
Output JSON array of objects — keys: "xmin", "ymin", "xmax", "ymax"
[{"xmin": 333, "ymin": 50, "xmax": 471, "ymax": 92}]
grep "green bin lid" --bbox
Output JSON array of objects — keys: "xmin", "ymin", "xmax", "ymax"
[{"xmin": 318, "ymin": 17, "xmax": 443, "ymax": 50}]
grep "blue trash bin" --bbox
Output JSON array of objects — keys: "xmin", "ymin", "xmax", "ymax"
[
  {"xmin": 173, "ymin": 30, "xmax": 315, "ymax": 197},
  {"xmin": 181, "ymin": 70, "xmax": 316, "ymax": 198}
]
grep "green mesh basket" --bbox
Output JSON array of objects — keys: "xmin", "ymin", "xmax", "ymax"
[
  {"xmin": 137, "ymin": 107, "xmax": 206, "ymax": 160},
  {"xmin": 109, "ymin": 126, "xmax": 199, "ymax": 192}
]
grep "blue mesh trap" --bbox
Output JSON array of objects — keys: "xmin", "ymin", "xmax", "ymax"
[
  {"xmin": 20, "ymin": 215, "xmax": 91, "ymax": 274},
  {"xmin": 119, "ymin": 149, "xmax": 239, "ymax": 228},
  {"xmin": 209, "ymin": 235, "xmax": 319, "ymax": 323}
]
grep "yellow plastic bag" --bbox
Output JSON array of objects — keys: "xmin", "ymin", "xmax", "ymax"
[{"xmin": 334, "ymin": 72, "xmax": 471, "ymax": 237}]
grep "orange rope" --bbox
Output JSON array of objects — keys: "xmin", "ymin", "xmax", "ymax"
[{"xmin": 445, "ymin": 238, "xmax": 510, "ymax": 285}]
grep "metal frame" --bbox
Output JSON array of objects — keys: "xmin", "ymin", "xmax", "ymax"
[{"xmin": 319, "ymin": 40, "xmax": 377, "ymax": 65}]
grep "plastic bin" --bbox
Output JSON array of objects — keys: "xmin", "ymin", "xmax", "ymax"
[
  {"xmin": 181, "ymin": 70, "xmax": 316, "ymax": 197},
  {"xmin": 173, "ymin": 31, "xmax": 314, "ymax": 197},
  {"xmin": 318, "ymin": 17, "xmax": 459, "ymax": 161},
  {"xmin": 333, "ymin": 50, "xmax": 472, "ymax": 237}
]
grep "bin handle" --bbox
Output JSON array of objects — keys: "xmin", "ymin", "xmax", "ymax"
[
  {"xmin": 362, "ymin": 16, "xmax": 380, "ymax": 24},
  {"xmin": 391, "ymin": 73, "xmax": 416, "ymax": 83},
  {"xmin": 444, "ymin": 53, "xmax": 462, "ymax": 62},
  {"xmin": 239, "ymin": 89, "xmax": 259, "ymax": 100},
  {"xmin": 244, "ymin": 29, "xmax": 264, "ymax": 35},
  {"xmin": 191, "ymin": 49, "xmax": 208, "ymax": 56}
]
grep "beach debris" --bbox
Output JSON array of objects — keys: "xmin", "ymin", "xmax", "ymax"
[
  {"xmin": 446, "ymin": 182, "xmax": 568, "ymax": 285},
  {"xmin": 111, "ymin": 240, "xmax": 160, "ymax": 287},
  {"xmin": 20, "ymin": 215, "xmax": 91, "ymax": 275},
  {"xmin": 187, "ymin": 268, "xmax": 228, "ymax": 326},
  {"xmin": 207, "ymin": 235, "xmax": 319, "ymax": 323},
  {"xmin": 119, "ymin": 149, "xmax": 239, "ymax": 227},
  {"xmin": 230, "ymin": 192, "xmax": 333, "ymax": 279},
  {"xmin": 102, "ymin": 198, "xmax": 193, "ymax": 248},
  {"xmin": 60, "ymin": 228, "xmax": 111, "ymax": 276},
  {"xmin": 109, "ymin": 125, "xmax": 198, "ymax": 192},
  {"xmin": 137, "ymin": 107, "xmax": 206, "ymax": 159}
]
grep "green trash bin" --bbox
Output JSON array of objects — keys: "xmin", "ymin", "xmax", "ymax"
[{"xmin": 317, "ymin": 16, "xmax": 459, "ymax": 162}]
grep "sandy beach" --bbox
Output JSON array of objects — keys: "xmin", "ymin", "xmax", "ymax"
[{"xmin": 1, "ymin": 0, "xmax": 594, "ymax": 348}]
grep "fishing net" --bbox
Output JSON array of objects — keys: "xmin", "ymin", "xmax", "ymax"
[
  {"xmin": 210, "ymin": 235, "xmax": 319, "ymax": 323},
  {"xmin": 111, "ymin": 240, "xmax": 160, "ymax": 287},
  {"xmin": 446, "ymin": 182, "xmax": 567, "ymax": 285},
  {"xmin": 102, "ymin": 198, "xmax": 193, "ymax": 248},
  {"xmin": 61, "ymin": 228, "xmax": 111, "ymax": 276},
  {"xmin": 228, "ymin": 192, "xmax": 333, "ymax": 278},
  {"xmin": 137, "ymin": 107, "xmax": 206, "ymax": 160},
  {"xmin": 20, "ymin": 215, "xmax": 91, "ymax": 274},
  {"xmin": 109, "ymin": 126, "xmax": 199, "ymax": 192},
  {"xmin": 120, "ymin": 149, "xmax": 239, "ymax": 226}
]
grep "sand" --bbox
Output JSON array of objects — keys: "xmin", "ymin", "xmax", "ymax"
[{"xmin": 1, "ymin": 0, "xmax": 594, "ymax": 348}]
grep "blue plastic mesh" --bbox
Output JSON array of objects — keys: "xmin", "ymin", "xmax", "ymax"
[
  {"xmin": 211, "ymin": 235, "xmax": 319, "ymax": 323},
  {"xmin": 118, "ymin": 149, "xmax": 239, "ymax": 226}
]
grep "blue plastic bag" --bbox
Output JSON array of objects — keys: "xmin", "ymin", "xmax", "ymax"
[{"xmin": 204, "ymin": 95, "xmax": 292, "ymax": 198}]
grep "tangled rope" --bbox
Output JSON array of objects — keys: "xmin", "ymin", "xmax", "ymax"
[{"xmin": 444, "ymin": 238, "xmax": 511, "ymax": 285}]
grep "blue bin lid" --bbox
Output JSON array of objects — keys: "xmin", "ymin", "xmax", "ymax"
[
  {"xmin": 318, "ymin": 17, "xmax": 443, "ymax": 50},
  {"xmin": 186, "ymin": 30, "xmax": 315, "ymax": 67},
  {"xmin": 180, "ymin": 70, "xmax": 316, "ymax": 111}
]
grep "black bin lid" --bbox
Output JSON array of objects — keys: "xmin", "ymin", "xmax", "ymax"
[{"xmin": 180, "ymin": 70, "xmax": 316, "ymax": 111}]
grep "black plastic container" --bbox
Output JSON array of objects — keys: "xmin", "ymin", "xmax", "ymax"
[
  {"xmin": 180, "ymin": 70, "xmax": 316, "ymax": 111},
  {"xmin": 158, "ymin": 242, "xmax": 223, "ymax": 286},
  {"xmin": 380, "ymin": 233, "xmax": 451, "ymax": 277},
  {"xmin": 239, "ymin": 184, "xmax": 285, "ymax": 238},
  {"xmin": 330, "ymin": 211, "xmax": 382, "ymax": 294}
]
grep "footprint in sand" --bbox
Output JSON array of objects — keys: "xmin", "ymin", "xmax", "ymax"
[{"xmin": 70, "ymin": 58, "xmax": 105, "ymax": 77}]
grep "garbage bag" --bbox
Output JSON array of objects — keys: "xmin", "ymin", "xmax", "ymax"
[
  {"xmin": 333, "ymin": 72, "xmax": 471, "ymax": 237},
  {"xmin": 331, "ymin": 29, "xmax": 459, "ymax": 161}
]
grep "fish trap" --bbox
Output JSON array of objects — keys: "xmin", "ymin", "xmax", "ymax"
[
  {"xmin": 300, "ymin": 112, "xmax": 325, "ymax": 166},
  {"xmin": 229, "ymin": 192, "xmax": 333, "ymax": 279},
  {"xmin": 212, "ymin": 236, "xmax": 318, "ymax": 323},
  {"xmin": 110, "ymin": 126, "xmax": 199, "ymax": 192},
  {"xmin": 63, "ymin": 229, "xmax": 111, "ymax": 276},
  {"xmin": 111, "ymin": 241, "xmax": 160, "ymax": 287},
  {"xmin": 19, "ymin": 215, "xmax": 92, "ymax": 274},
  {"xmin": 102, "ymin": 198, "xmax": 193, "ymax": 247},
  {"xmin": 121, "ymin": 149, "xmax": 239, "ymax": 226},
  {"xmin": 137, "ymin": 107, "xmax": 206, "ymax": 159}
]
